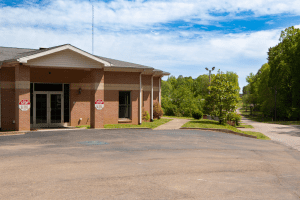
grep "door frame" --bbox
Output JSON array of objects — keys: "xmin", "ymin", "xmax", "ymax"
[{"xmin": 33, "ymin": 91, "xmax": 64, "ymax": 128}]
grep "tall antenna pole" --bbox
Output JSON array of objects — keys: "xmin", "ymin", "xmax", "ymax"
[{"xmin": 92, "ymin": 4, "xmax": 94, "ymax": 54}]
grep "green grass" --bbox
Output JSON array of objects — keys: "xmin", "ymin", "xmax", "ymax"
[
  {"xmin": 240, "ymin": 107, "xmax": 300, "ymax": 125},
  {"xmin": 236, "ymin": 123, "xmax": 254, "ymax": 128},
  {"xmin": 182, "ymin": 119, "xmax": 270, "ymax": 140},
  {"xmin": 104, "ymin": 118, "xmax": 173, "ymax": 129},
  {"xmin": 162, "ymin": 115, "xmax": 194, "ymax": 120},
  {"xmin": 76, "ymin": 125, "xmax": 91, "ymax": 129}
]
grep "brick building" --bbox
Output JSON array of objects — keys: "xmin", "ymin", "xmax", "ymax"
[{"xmin": 0, "ymin": 44, "xmax": 169, "ymax": 131}]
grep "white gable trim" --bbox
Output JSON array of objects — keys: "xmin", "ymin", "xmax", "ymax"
[{"xmin": 17, "ymin": 44, "xmax": 111, "ymax": 66}]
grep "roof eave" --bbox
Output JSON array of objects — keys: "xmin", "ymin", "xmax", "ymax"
[{"xmin": 16, "ymin": 44, "xmax": 111, "ymax": 67}]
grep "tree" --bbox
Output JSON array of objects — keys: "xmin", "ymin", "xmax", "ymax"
[
  {"xmin": 243, "ymin": 26, "xmax": 300, "ymax": 120},
  {"xmin": 204, "ymin": 70, "xmax": 240, "ymax": 123}
]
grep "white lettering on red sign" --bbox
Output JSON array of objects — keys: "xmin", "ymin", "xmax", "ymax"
[
  {"xmin": 95, "ymin": 99, "xmax": 104, "ymax": 110},
  {"xmin": 19, "ymin": 100, "xmax": 30, "ymax": 111}
]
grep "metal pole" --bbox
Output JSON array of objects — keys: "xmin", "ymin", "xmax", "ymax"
[
  {"xmin": 209, "ymin": 70, "xmax": 211, "ymax": 94},
  {"xmin": 92, "ymin": 4, "xmax": 94, "ymax": 54}
]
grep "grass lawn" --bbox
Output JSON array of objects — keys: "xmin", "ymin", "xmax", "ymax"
[
  {"xmin": 104, "ymin": 118, "xmax": 173, "ymax": 129},
  {"xmin": 240, "ymin": 107, "xmax": 300, "ymax": 125},
  {"xmin": 76, "ymin": 125, "xmax": 91, "ymax": 129},
  {"xmin": 182, "ymin": 119, "xmax": 270, "ymax": 140},
  {"xmin": 237, "ymin": 123, "xmax": 254, "ymax": 128},
  {"xmin": 162, "ymin": 115, "xmax": 194, "ymax": 120},
  {"xmin": 76, "ymin": 118, "xmax": 173, "ymax": 129}
]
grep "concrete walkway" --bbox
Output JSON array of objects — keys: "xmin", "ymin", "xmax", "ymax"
[
  {"xmin": 237, "ymin": 109, "xmax": 300, "ymax": 151},
  {"xmin": 154, "ymin": 118, "xmax": 190, "ymax": 130}
]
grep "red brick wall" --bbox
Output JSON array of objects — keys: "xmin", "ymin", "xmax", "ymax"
[
  {"xmin": 153, "ymin": 77, "xmax": 159, "ymax": 87},
  {"xmin": 90, "ymin": 69, "xmax": 105, "ymax": 128},
  {"xmin": 104, "ymin": 90, "xmax": 119, "ymax": 124},
  {"xmin": 15, "ymin": 65, "xmax": 30, "ymax": 131},
  {"xmin": 104, "ymin": 71, "xmax": 141, "ymax": 125},
  {"xmin": 70, "ymin": 87, "xmax": 91, "ymax": 126},
  {"xmin": 1, "ymin": 67, "xmax": 16, "ymax": 131},
  {"xmin": 1, "ymin": 65, "xmax": 162, "ymax": 130},
  {"xmin": 131, "ymin": 90, "xmax": 139, "ymax": 125},
  {"xmin": 142, "ymin": 75, "xmax": 151, "ymax": 122},
  {"xmin": 30, "ymin": 67, "xmax": 93, "ymax": 127},
  {"xmin": 105, "ymin": 72, "xmax": 140, "ymax": 84},
  {"xmin": 30, "ymin": 68, "xmax": 92, "ymax": 83},
  {"xmin": 143, "ymin": 91, "xmax": 150, "ymax": 121}
]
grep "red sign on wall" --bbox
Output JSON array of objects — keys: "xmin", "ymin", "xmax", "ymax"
[
  {"xmin": 19, "ymin": 100, "xmax": 30, "ymax": 111},
  {"xmin": 95, "ymin": 99, "xmax": 104, "ymax": 110}
]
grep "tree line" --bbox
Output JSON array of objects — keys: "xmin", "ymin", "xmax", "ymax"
[
  {"xmin": 161, "ymin": 71, "xmax": 240, "ymax": 118},
  {"xmin": 242, "ymin": 26, "xmax": 300, "ymax": 121}
]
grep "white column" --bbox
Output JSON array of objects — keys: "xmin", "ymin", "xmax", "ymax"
[
  {"xmin": 139, "ymin": 73, "xmax": 142, "ymax": 125},
  {"xmin": 151, "ymin": 75, "xmax": 153, "ymax": 122}
]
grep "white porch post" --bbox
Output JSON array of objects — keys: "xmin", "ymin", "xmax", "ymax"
[
  {"xmin": 139, "ymin": 73, "xmax": 142, "ymax": 125},
  {"xmin": 151, "ymin": 75, "xmax": 153, "ymax": 122}
]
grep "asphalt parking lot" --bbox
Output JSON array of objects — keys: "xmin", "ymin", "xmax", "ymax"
[{"xmin": 1, "ymin": 129, "xmax": 300, "ymax": 200}]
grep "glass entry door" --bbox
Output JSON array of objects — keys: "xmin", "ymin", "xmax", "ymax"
[{"xmin": 33, "ymin": 92, "xmax": 64, "ymax": 127}]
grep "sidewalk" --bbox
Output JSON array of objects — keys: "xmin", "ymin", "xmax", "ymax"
[
  {"xmin": 237, "ymin": 109, "xmax": 300, "ymax": 151},
  {"xmin": 154, "ymin": 118, "xmax": 190, "ymax": 130}
]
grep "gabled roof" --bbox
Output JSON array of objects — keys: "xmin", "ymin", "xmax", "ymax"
[
  {"xmin": 96, "ymin": 56, "xmax": 153, "ymax": 69},
  {"xmin": 0, "ymin": 46, "xmax": 36, "ymax": 61},
  {"xmin": 0, "ymin": 44, "xmax": 170, "ymax": 76}
]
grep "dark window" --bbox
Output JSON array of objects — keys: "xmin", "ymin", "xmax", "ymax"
[
  {"xmin": 34, "ymin": 83, "xmax": 63, "ymax": 91},
  {"xmin": 119, "ymin": 91, "xmax": 131, "ymax": 119},
  {"xmin": 64, "ymin": 84, "xmax": 70, "ymax": 123}
]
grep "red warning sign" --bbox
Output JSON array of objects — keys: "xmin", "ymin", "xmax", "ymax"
[
  {"xmin": 95, "ymin": 99, "xmax": 104, "ymax": 110},
  {"xmin": 19, "ymin": 100, "xmax": 30, "ymax": 111}
]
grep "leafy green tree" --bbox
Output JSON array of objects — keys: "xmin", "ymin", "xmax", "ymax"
[
  {"xmin": 243, "ymin": 26, "xmax": 300, "ymax": 120},
  {"xmin": 204, "ymin": 70, "xmax": 240, "ymax": 123}
]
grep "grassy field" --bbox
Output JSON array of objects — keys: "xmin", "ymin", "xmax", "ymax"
[
  {"xmin": 240, "ymin": 107, "xmax": 300, "ymax": 125},
  {"xmin": 182, "ymin": 119, "xmax": 270, "ymax": 140}
]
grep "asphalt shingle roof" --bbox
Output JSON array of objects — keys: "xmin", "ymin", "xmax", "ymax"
[
  {"xmin": 0, "ymin": 46, "xmax": 37, "ymax": 61},
  {"xmin": 96, "ymin": 56, "xmax": 153, "ymax": 69},
  {"xmin": 0, "ymin": 44, "xmax": 169, "ymax": 74}
]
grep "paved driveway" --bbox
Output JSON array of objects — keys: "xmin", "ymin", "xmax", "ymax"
[
  {"xmin": 237, "ymin": 109, "xmax": 300, "ymax": 151},
  {"xmin": 1, "ymin": 129, "xmax": 299, "ymax": 199}
]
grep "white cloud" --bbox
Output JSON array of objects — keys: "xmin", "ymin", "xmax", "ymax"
[
  {"xmin": 1, "ymin": 0, "xmax": 300, "ymax": 30},
  {"xmin": 1, "ymin": 0, "xmax": 299, "ymax": 93}
]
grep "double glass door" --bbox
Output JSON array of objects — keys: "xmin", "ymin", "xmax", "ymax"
[{"xmin": 33, "ymin": 92, "xmax": 64, "ymax": 127}]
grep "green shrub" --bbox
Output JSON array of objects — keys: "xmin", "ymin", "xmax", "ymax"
[
  {"xmin": 225, "ymin": 112, "xmax": 242, "ymax": 126},
  {"xmin": 153, "ymin": 102, "xmax": 164, "ymax": 119},
  {"xmin": 232, "ymin": 112, "xmax": 242, "ymax": 126},
  {"xmin": 226, "ymin": 112, "xmax": 235, "ymax": 121},
  {"xmin": 192, "ymin": 109, "xmax": 203, "ymax": 119},
  {"xmin": 142, "ymin": 109, "xmax": 150, "ymax": 121}
]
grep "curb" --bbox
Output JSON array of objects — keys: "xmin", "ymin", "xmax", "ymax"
[
  {"xmin": 180, "ymin": 127, "xmax": 257, "ymax": 139},
  {"xmin": 103, "ymin": 128, "xmax": 152, "ymax": 130},
  {"xmin": 0, "ymin": 132, "xmax": 27, "ymax": 136}
]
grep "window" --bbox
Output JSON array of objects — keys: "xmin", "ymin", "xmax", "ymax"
[{"xmin": 119, "ymin": 91, "xmax": 131, "ymax": 119}]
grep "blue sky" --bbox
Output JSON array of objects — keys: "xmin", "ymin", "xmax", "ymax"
[{"xmin": 1, "ymin": 0, "xmax": 300, "ymax": 92}]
